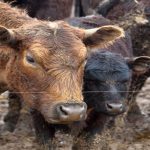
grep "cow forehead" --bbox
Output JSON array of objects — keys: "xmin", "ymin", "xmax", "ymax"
[
  {"xmin": 18, "ymin": 22, "xmax": 81, "ymax": 46},
  {"xmin": 85, "ymin": 51, "xmax": 131, "ymax": 81},
  {"xmin": 28, "ymin": 42, "xmax": 87, "ymax": 63},
  {"xmin": 19, "ymin": 22, "xmax": 87, "ymax": 63},
  {"xmin": 86, "ymin": 56, "xmax": 129, "ymax": 72}
]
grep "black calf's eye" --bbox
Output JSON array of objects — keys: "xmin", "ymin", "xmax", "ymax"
[
  {"xmin": 122, "ymin": 80, "xmax": 129, "ymax": 83},
  {"xmin": 26, "ymin": 54, "xmax": 35, "ymax": 64}
]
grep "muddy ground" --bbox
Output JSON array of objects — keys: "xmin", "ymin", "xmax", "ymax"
[{"xmin": 0, "ymin": 79, "xmax": 150, "ymax": 150}]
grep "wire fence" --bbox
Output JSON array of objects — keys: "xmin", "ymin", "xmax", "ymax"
[{"xmin": 0, "ymin": 91, "xmax": 144, "ymax": 94}]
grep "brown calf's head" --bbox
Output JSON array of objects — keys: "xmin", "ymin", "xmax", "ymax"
[{"xmin": 0, "ymin": 21, "xmax": 124, "ymax": 123}]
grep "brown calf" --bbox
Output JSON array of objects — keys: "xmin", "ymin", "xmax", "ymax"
[{"xmin": 0, "ymin": 2, "xmax": 124, "ymax": 124}]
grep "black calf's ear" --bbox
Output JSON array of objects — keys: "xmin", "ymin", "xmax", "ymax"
[
  {"xmin": 0, "ymin": 25, "xmax": 16, "ymax": 44},
  {"xmin": 127, "ymin": 56, "xmax": 150, "ymax": 75}
]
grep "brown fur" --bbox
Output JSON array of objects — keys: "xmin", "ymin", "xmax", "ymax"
[{"xmin": 0, "ymin": 2, "xmax": 32, "ymax": 28}]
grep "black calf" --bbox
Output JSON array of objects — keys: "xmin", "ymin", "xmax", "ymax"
[
  {"xmin": 84, "ymin": 51, "xmax": 150, "ymax": 117},
  {"xmin": 84, "ymin": 51, "xmax": 129, "ymax": 115}
]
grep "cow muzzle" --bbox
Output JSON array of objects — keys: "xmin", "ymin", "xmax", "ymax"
[
  {"xmin": 105, "ymin": 102, "xmax": 125, "ymax": 115},
  {"xmin": 56, "ymin": 102, "xmax": 87, "ymax": 122}
]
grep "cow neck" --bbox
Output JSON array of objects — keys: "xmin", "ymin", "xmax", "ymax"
[{"xmin": 84, "ymin": 110, "xmax": 115, "ymax": 135}]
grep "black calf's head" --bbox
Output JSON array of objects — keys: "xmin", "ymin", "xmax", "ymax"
[{"xmin": 84, "ymin": 52, "xmax": 150, "ymax": 115}]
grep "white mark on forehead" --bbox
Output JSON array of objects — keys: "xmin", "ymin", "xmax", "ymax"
[{"xmin": 48, "ymin": 22, "xmax": 59, "ymax": 36}]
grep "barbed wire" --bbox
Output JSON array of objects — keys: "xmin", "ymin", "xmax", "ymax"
[
  {"xmin": 0, "ymin": 90, "xmax": 147, "ymax": 100},
  {"xmin": 0, "ymin": 91, "xmax": 143, "ymax": 94}
]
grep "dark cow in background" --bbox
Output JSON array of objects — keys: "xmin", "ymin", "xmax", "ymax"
[
  {"xmin": 75, "ymin": 0, "xmax": 139, "ymax": 18},
  {"xmin": 3, "ymin": 0, "xmax": 132, "ymax": 20},
  {"xmin": 100, "ymin": 0, "xmax": 150, "ymax": 20},
  {"xmin": 3, "ymin": 0, "xmax": 120, "ymax": 19},
  {"xmin": 75, "ymin": 0, "xmax": 120, "ymax": 17},
  {"xmin": 2, "ymin": 0, "xmax": 124, "ymax": 20},
  {"xmin": 4, "ymin": 0, "xmax": 147, "ymax": 21},
  {"xmin": 4, "ymin": 0, "xmax": 75, "ymax": 20}
]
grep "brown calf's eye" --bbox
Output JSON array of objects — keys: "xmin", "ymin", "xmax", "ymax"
[{"xmin": 26, "ymin": 54, "xmax": 35, "ymax": 64}]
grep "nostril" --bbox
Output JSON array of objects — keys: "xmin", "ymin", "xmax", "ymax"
[
  {"xmin": 56, "ymin": 102, "xmax": 87, "ymax": 121},
  {"xmin": 117, "ymin": 104, "xmax": 123, "ymax": 110},
  {"xmin": 106, "ymin": 103, "xmax": 113, "ymax": 110},
  {"xmin": 83, "ymin": 103, "xmax": 87, "ymax": 111},
  {"xmin": 120, "ymin": 104, "xmax": 123, "ymax": 109},
  {"xmin": 59, "ymin": 105, "xmax": 68, "ymax": 116},
  {"xmin": 106, "ymin": 103, "xmax": 123, "ymax": 112}
]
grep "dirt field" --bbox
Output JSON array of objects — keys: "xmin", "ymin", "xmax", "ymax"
[{"xmin": 0, "ymin": 79, "xmax": 150, "ymax": 150}]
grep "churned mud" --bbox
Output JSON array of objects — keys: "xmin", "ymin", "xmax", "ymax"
[{"xmin": 0, "ymin": 79, "xmax": 150, "ymax": 150}]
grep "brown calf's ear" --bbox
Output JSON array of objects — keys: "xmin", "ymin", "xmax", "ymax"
[
  {"xmin": 83, "ymin": 25, "xmax": 125, "ymax": 49},
  {"xmin": 127, "ymin": 56, "xmax": 150, "ymax": 75},
  {"xmin": 0, "ymin": 25, "xmax": 16, "ymax": 44}
]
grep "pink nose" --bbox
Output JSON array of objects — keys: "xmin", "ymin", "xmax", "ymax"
[
  {"xmin": 56, "ymin": 102, "xmax": 87, "ymax": 122},
  {"xmin": 106, "ymin": 103, "xmax": 123, "ymax": 113}
]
